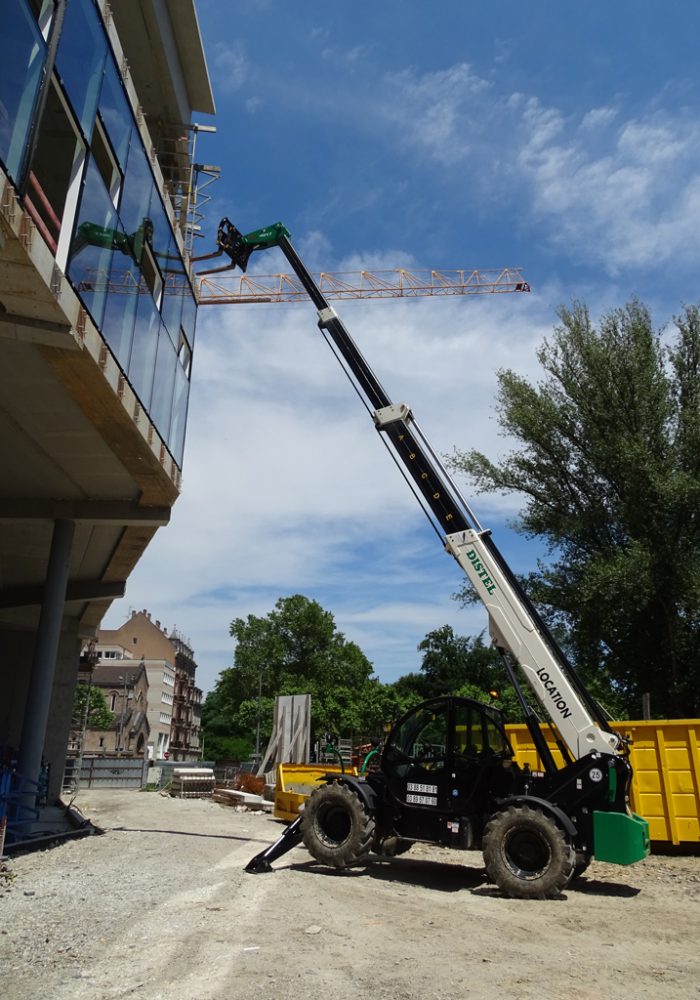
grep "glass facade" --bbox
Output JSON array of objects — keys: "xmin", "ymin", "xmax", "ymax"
[
  {"xmin": 70, "ymin": 155, "xmax": 120, "ymax": 329},
  {"xmin": 0, "ymin": 1, "xmax": 47, "ymax": 179},
  {"xmin": 98, "ymin": 59, "xmax": 132, "ymax": 168},
  {"xmin": 0, "ymin": 0, "xmax": 197, "ymax": 467},
  {"xmin": 56, "ymin": 0, "xmax": 107, "ymax": 140}
]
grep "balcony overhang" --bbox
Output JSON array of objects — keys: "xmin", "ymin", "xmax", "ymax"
[
  {"xmin": 109, "ymin": 0, "xmax": 216, "ymax": 124},
  {"xmin": 0, "ymin": 172, "xmax": 181, "ymax": 634}
]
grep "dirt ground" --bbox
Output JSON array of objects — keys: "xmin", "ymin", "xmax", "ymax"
[{"xmin": 1, "ymin": 790, "xmax": 699, "ymax": 1000}]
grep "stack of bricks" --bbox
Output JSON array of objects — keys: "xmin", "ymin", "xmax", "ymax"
[{"xmin": 170, "ymin": 768, "xmax": 215, "ymax": 798}]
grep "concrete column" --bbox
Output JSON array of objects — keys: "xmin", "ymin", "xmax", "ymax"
[{"xmin": 17, "ymin": 518, "xmax": 74, "ymax": 810}]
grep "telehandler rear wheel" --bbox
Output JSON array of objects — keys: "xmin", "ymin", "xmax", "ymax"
[
  {"xmin": 301, "ymin": 781, "xmax": 375, "ymax": 868},
  {"xmin": 483, "ymin": 805, "xmax": 575, "ymax": 899}
]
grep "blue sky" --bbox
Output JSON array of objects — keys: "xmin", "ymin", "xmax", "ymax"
[{"xmin": 105, "ymin": 2, "xmax": 700, "ymax": 695}]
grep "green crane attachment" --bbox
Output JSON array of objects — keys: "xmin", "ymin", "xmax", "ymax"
[{"xmin": 192, "ymin": 218, "xmax": 290, "ymax": 274}]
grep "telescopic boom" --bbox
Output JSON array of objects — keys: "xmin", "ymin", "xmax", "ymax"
[{"xmin": 209, "ymin": 220, "xmax": 622, "ymax": 762}]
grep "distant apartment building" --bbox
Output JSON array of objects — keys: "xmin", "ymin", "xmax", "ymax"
[
  {"xmin": 96, "ymin": 610, "xmax": 202, "ymax": 760},
  {"xmin": 0, "ymin": 1, "xmax": 214, "ymax": 808},
  {"xmin": 168, "ymin": 627, "xmax": 203, "ymax": 761}
]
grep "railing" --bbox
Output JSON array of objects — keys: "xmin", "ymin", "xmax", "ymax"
[{"xmin": 23, "ymin": 170, "xmax": 60, "ymax": 254}]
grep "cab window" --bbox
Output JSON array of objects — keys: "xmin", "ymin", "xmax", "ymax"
[
  {"xmin": 386, "ymin": 701, "xmax": 449, "ymax": 769},
  {"xmin": 485, "ymin": 715, "xmax": 508, "ymax": 755},
  {"xmin": 453, "ymin": 702, "xmax": 484, "ymax": 759},
  {"xmin": 453, "ymin": 702, "xmax": 509, "ymax": 759}
]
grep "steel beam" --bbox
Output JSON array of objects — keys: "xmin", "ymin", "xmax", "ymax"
[{"xmin": 0, "ymin": 499, "xmax": 171, "ymax": 525}]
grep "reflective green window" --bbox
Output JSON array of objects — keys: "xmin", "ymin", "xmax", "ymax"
[
  {"xmin": 161, "ymin": 250, "xmax": 185, "ymax": 342},
  {"xmin": 68, "ymin": 156, "xmax": 120, "ymax": 328},
  {"xmin": 181, "ymin": 284, "xmax": 197, "ymax": 351},
  {"xmin": 102, "ymin": 256, "xmax": 138, "ymax": 371}
]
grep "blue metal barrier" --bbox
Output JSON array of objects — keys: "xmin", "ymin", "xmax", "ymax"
[{"xmin": 0, "ymin": 766, "xmax": 41, "ymax": 846}]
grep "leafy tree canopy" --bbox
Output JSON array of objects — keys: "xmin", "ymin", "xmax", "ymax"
[
  {"xmin": 449, "ymin": 300, "xmax": 700, "ymax": 718},
  {"xmin": 394, "ymin": 625, "xmax": 524, "ymax": 721},
  {"xmin": 214, "ymin": 595, "xmax": 378, "ymax": 749},
  {"xmin": 204, "ymin": 605, "xmax": 532, "ymax": 763},
  {"xmin": 74, "ymin": 683, "xmax": 114, "ymax": 730},
  {"xmin": 200, "ymin": 687, "xmax": 252, "ymax": 761}
]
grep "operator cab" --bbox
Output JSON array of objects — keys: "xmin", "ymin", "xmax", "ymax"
[{"xmin": 381, "ymin": 696, "xmax": 515, "ymax": 842}]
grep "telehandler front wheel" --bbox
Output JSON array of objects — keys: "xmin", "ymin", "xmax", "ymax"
[
  {"xmin": 483, "ymin": 805, "xmax": 575, "ymax": 899},
  {"xmin": 301, "ymin": 781, "xmax": 375, "ymax": 868}
]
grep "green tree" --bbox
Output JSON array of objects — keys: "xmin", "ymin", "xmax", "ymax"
[
  {"xmin": 73, "ymin": 684, "xmax": 114, "ymax": 730},
  {"xmin": 394, "ymin": 625, "xmax": 524, "ymax": 721},
  {"xmin": 449, "ymin": 300, "xmax": 700, "ymax": 719},
  {"xmin": 215, "ymin": 595, "xmax": 379, "ymax": 751},
  {"xmin": 200, "ymin": 687, "xmax": 252, "ymax": 761},
  {"xmin": 417, "ymin": 625, "xmax": 506, "ymax": 698}
]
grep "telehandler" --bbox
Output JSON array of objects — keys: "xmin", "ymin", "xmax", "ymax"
[{"xmin": 199, "ymin": 220, "xmax": 650, "ymax": 898}]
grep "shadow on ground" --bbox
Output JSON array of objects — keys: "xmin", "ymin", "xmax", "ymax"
[
  {"xmin": 286, "ymin": 855, "xmax": 642, "ymax": 899},
  {"xmin": 570, "ymin": 877, "xmax": 641, "ymax": 898},
  {"xmin": 109, "ymin": 825, "xmax": 270, "ymax": 846},
  {"xmin": 290, "ymin": 855, "xmax": 487, "ymax": 892}
]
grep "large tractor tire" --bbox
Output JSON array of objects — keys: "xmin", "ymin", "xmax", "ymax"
[
  {"xmin": 301, "ymin": 781, "xmax": 375, "ymax": 868},
  {"xmin": 482, "ymin": 805, "xmax": 575, "ymax": 899}
]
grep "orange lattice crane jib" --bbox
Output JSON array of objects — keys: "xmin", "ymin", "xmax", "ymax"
[{"xmin": 192, "ymin": 218, "xmax": 530, "ymax": 305}]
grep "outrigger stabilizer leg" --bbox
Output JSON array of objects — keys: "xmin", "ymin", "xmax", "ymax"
[{"xmin": 244, "ymin": 816, "xmax": 303, "ymax": 874}]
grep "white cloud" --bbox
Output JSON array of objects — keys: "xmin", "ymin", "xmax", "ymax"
[
  {"xmin": 104, "ymin": 275, "xmax": 552, "ymax": 694},
  {"xmin": 211, "ymin": 41, "xmax": 251, "ymax": 93},
  {"xmin": 616, "ymin": 120, "xmax": 687, "ymax": 163},
  {"xmin": 245, "ymin": 96, "xmax": 263, "ymax": 115},
  {"xmin": 337, "ymin": 248, "xmax": 418, "ymax": 272},
  {"xmin": 493, "ymin": 38, "xmax": 515, "ymax": 66},
  {"xmin": 296, "ymin": 230, "xmax": 335, "ymax": 271},
  {"xmin": 321, "ymin": 43, "xmax": 373, "ymax": 67},
  {"xmin": 517, "ymin": 104, "xmax": 700, "ymax": 271},
  {"xmin": 382, "ymin": 64, "xmax": 493, "ymax": 165},
  {"xmin": 580, "ymin": 107, "xmax": 618, "ymax": 130},
  {"xmin": 520, "ymin": 97, "xmax": 567, "ymax": 151},
  {"xmin": 369, "ymin": 64, "xmax": 700, "ymax": 275}
]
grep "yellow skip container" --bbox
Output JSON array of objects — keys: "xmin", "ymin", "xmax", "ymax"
[{"xmin": 506, "ymin": 720, "xmax": 700, "ymax": 846}]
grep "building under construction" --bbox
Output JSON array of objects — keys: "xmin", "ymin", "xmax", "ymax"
[{"xmin": 0, "ymin": 0, "xmax": 215, "ymax": 841}]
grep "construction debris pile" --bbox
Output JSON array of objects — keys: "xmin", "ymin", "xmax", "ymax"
[{"xmin": 211, "ymin": 770, "xmax": 272, "ymax": 812}]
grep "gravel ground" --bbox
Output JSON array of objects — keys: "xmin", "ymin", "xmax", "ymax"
[{"xmin": 1, "ymin": 789, "xmax": 699, "ymax": 1000}]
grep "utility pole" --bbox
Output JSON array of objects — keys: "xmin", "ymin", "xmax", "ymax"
[
  {"xmin": 254, "ymin": 666, "xmax": 264, "ymax": 766},
  {"xmin": 117, "ymin": 673, "xmax": 132, "ymax": 751}
]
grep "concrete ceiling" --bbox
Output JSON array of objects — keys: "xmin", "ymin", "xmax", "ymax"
[{"xmin": 110, "ymin": 0, "xmax": 216, "ymax": 124}]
